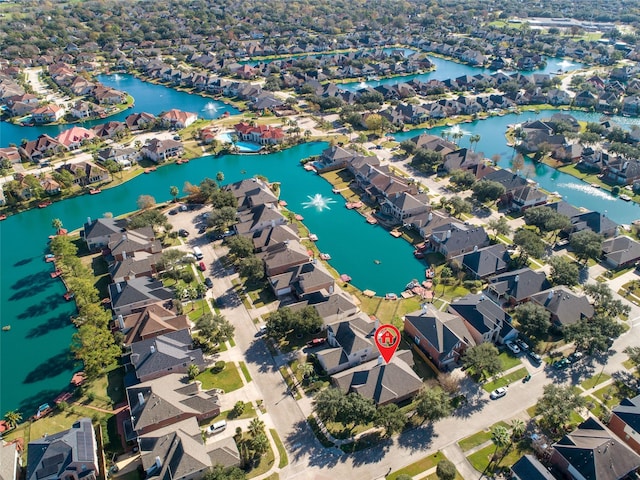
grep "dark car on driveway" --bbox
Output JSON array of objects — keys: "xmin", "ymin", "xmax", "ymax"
[
  {"xmin": 178, "ymin": 229, "xmax": 189, "ymax": 237},
  {"xmin": 204, "ymin": 277, "xmax": 213, "ymax": 289}
]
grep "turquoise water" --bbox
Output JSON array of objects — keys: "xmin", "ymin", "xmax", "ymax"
[
  {"xmin": 216, "ymin": 132, "xmax": 263, "ymax": 152},
  {"xmin": 0, "ymin": 74, "xmax": 238, "ymax": 145},
  {"xmin": 0, "ymin": 142, "xmax": 429, "ymax": 414}
]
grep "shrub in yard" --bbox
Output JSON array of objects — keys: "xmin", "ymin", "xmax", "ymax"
[
  {"xmin": 212, "ymin": 360, "xmax": 226, "ymax": 373},
  {"xmin": 181, "ymin": 270, "xmax": 195, "ymax": 283}
]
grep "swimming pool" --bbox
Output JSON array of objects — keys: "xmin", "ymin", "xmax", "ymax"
[{"xmin": 216, "ymin": 132, "xmax": 263, "ymax": 152}]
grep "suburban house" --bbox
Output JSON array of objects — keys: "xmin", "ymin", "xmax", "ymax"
[
  {"xmin": 124, "ymin": 112, "xmax": 156, "ymax": 130},
  {"xmin": 56, "ymin": 126, "xmax": 96, "ymax": 149},
  {"xmin": 235, "ymin": 203, "xmax": 287, "ymax": 235},
  {"xmin": 32, "ymin": 104, "xmax": 65, "ymax": 123},
  {"xmin": 506, "ymin": 185, "xmax": 549, "ymax": 212},
  {"xmin": 331, "ymin": 350, "xmax": 423, "ymax": 405},
  {"xmin": 19, "ymin": 134, "xmax": 66, "ymax": 162},
  {"xmin": 106, "ymin": 227, "xmax": 162, "ymax": 262},
  {"xmin": 0, "ymin": 146, "xmax": 21, "ymax": 166},
  {"xmin": 92, "ymin": 121, "xmax": 127, "ymax": 139},
  {"xmin": 26, "ymin": 418, "xmax": 98, "ymax": 480},
  {"xmin": 404, "ymin": 306, "xmax": 475, "ymax": 371},
  {"xmin": 58, "ymin": 161, "xmax": 109, "ymax": 186},
  {"xmin": 448, "ymin": 293, "xmax": 515, "ymax": 345},
  {"xmin": 550, "ymin": 418, "xmax": 640, "ymax": 480},
  {"xmin": 117, "ymin": 303, "xmax": 192, "ymax": 348},
  {"xmin": 269, "ymin": 261, "xmax": 335, "ymax": 299},
  {"xmin": 487, "ymin": 268, "xmax": 551, "ymax": 305},
  {"xmin": 260, "ymin": 239, "xmax": 312, "ymax": 276},
  {"xmin": 160, "ymin": 109, "xmax": 198, "ymax": 128},
  {"xmin": 251, "ymin": 224, "xmax": 300, "ymax": 252},
  {"xmin": 379, "ymin": 191, "xmax": 430, "ymax": 224},
  {"xmin": 609, "ymin": 394, "xmax": 640, "ymax": 455},
  {"xmin": 510, "ymin": 455, "xmax": 555, "ymax": 480},
  {"xmin": 109, "ymin": 253, "xmax": 161, "ymax": 284},
  {"xmin": 82, "ymin": 217, "xmax": 128, "ymax": 251},
  {"xmin": 97, "ymin": 146, "xmax": 139, "ymax": 167},
  {"xmin": 314, "ymin": 145, "xmax": 368, "ymax": 172},
  {"xmin": 0, "ymin": 441, "xmax": 22, "ymax": 480},
  {"xmin": 128, "ymin": 329, "xmax": 204, "ymax": 382},
  {"xmin": 233, "ymin": 122, "xmax": 285, "ymax": 145},
  {"xmin": 450, "ymin": 244, "xmax": 510, "ymax": 280},
  {"xmin": 108, "ymin": 277, "xmax": 174, "ymax": 316},
  {"xmin": 428, "ymin": 223, "xmax": 490, "ymax": 260},
  {"xmin": 316, "ymin": 313, "xmax": 378, "ymax": 375},
  {"xmin": 141, "ymin": 138, "xmax": 184, "ymax": 163},
  {"xmin": 138, "ymin": 418, "xmax": 214, "ymax": 480},
  {"xmin": 309, "ymin": 291, "xmax": 360, "ymax": 325},
  {"xmin": 605, "ymin": 158, "xmax": 640, "ymax": 185},
  {"xmin": 126, "ymin": 374, "xmax": 221, "ymax": 438},
  {"xmin": 602, "ymin": 236, "xmax": 640, "ymax": 269},
  {"xmin": 223, "ymin": 178, "xmax": 278, "ymax": 211},
  {"xmin": 530, "ymin": 286, "xmax": 594, "ymax": 328}
]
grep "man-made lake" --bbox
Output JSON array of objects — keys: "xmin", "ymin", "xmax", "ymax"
[{"xmin": 0, "ymin": 65, "xmax": 635, "ymax": 416}]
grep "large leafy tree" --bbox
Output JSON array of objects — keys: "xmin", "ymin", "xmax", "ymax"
[
  {"xmin": 313, "ymin": 387, "xmax": 345, "ymax": 423},
  {"xmin": 266, "ymin": 306, "xmax": 322, "ymax": 338},
  {"xmin": 449, "ymin": 169, "xmax": 477, "ymax": 190},
  {"xmin": 487, "ymin": 216, "xmax": 511, "ymax": 239},
  {"xmin": 471, "ymin": 180, "xmax": 505, "ymax": 203},
  {"xmin": 513, "ymin": 302, "xmax": 551, "ymax": 342},
  {"xmin": 462, "ymin": 343, "xmax": 502, "ymax": 381},
  {"xmin": 436, "ymin": 459, "xmax": 457, "ymax": 480},
  {"xmin": 535, "ymin": 384, "xmax": 584, "ymax": 434},
  {"xmin": 238, "ymin": 256, "xmax": 264, "ymax": 282},
  {"xmin": 374, "ymin": 403, "xmax": 407, "ymax": 437},
  {"xmin": 624, "ymin": 346, "xmax": 640, "ymax": 376},
  {"xmin": 415, "ymin": 386, "xmax": 453, "ymax": 422},
  {"xmin": 564, "ymin": 314, "xmax": 625, "ymax": 354},
  {"xmin": 204, "ymin": 465, "xmax": 245, "ymax": 480},
  {"xmin": 71, "ymin": 324, "xmax": 120, "ymax": 379},
  {"xmin": 570, "ymin": 230, "xmax": 603, "ymax": 265},
  {"xmin": 549, "ymin": 256, "xmax": 579, "ymax": 286},
  {"xmin": 226, "ymin": 235, "xmax": 254, "ymax": 259},
  {"xmin": 513, "ymin": 228, "xmax": 545, "ymax": 260}
]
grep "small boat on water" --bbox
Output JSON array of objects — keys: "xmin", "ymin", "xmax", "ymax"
[
  {"xmin": 38, "ymin": 201, "xmax": 52, "ymax": 208},
  {"xmin": 0, "ymin": 214, "xmax": 6, "ymax": 221},
  {"xmin": 294, "ymin": 214, "xmax": 304, "ymax": 221},
  {"xmin": 45, "ymin": 254, "xmax": 56, "ymax": 262},
  {"xmin": 621, "ymin": 194, "xmax": 632, "ymax": 202},
  {"xmin": 89, "ymin": 188, "xmax": 101, "ymax": 195},
  {"xmin": 340, "ymin": 274, "xmax": 352, "ymax": 283},
  {"xmin": 50, "ymin": 269, "xmax": 62, "ymax": 278},
  {"xmin": 63, "ymin": 292, "xmax": 75, "ymax": 301},
  {"xmin": 590, "ymin": 183, "xmax": 601, "ymax": 189},
  {"xmin": 33, "ymin": 403, "xmax": 53, "ymax": 420},
  {"xmin": 309, "ymin": 233, "xmax": 318, "ymax": 241},
  {"xmin": 320, "ymin": 253, "xmax": 331, "ymax": 260},
  {"xmin": 406, "ymin": 279, "xmax": 420, "ymax": 290},
  {"xmin": 385, "ymin": 293, "xmax": 398, "ymax": 300},
  {"xmin": 2, "ymin": 325, "xmax": 10, "ymax": 331},
  {"xmin": 373, "ymin": 259, "xmax": 381, "ymax": 264}
]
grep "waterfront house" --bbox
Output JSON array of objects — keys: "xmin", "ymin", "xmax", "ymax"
[
  {"xmin": 118, "ymin": 303, "xmax": 192, "ymax": 348},
  {"xmin": 307, "ymin": 291, "xmax": 360, "ymax": 325},
  {"xmin": 108, "ymin": 277, "xmax": 174, "ymax": 316},
  {"xmin": 505, "ymin": 185, "xmax": 549, "ymax": 211},
  {"xmin": 236, "ymin": 203, "xmax": 286, "ymax": 235},
  {"xmin": 530, "ymin": 286, "xmax": 594, "ymax": 328},
  {"xmin": 550, "ymin": 418, "xmax": 640, "ymax": 480},
  {"xmin": 404, "ymin": 306, "xmax": 475, "ymax": 371},
  {"xmin": 409, "ymin": 134, "xmax": 457, "ymax": 156},
  {"xmin": 316, "ymin": 313, "xmax": 377, "ymax": 375},
  {"xmin": 125, "ymin": 112, "xmax": 156, "ymax": 130},
  {"xmin": 19, "ymin": 134, "xmax": 66, "ymax": 162},
  {"xmin": 570, "ymin": 210, "xmax": 619, "ymax": 238},
  {"xmin": 40, "ymin": 177, "xmax": 61, "ymax": 196},
  {"xmin": 331, "ymin": 350, "xmax": 423, "ymax": 405},
  {"xmin": 609, "ymin": 394, "xmax": 640, "ymax": 455},
  {"xmin": 32, "ymin": 104, "xmax": 65, "ymax": 123},
  {"xmin": 56, "ymin": 126, "xmax": 96, "ymax": 149},
  {"xmin": 251, "ymin": 224, "xmax": 300, "ymax": 252},
  {"xmin": 486, "ymin": 267, "xmax": 551, "ymax": 305},
  {"xmin": 448, "ymin": 293, "xmax": 515, "ymax": 345},
  {"xmin": 26, "ymin": 418, "xmax": 98, "ymax": 480},
  {"xmin": 269, "ymin": 261, "xmax": 335, "ymax": 299},
  {"xmin": 82, "ymin": 217, "xmax": 128, "ymax": 251},
  {"xmin": 126, "ymin": 374, "xmax": 220, "ymax": 438},
  {"xmin": 602, "ymin": 236, "xmax": 640, "ymax": 269},
  {"xmin": 138, "ymin": 418, "xmax": 215, "ymax": 480},
  {"xmin": 223, "ymin": 177, "xmax": 277, "ymax": 211},
  {"xmin": 141, "ymin": 138, "xmax": 184, "ymax": 163},
  {"xmin": 92, "ymin": 121, "xmax": 126, "ymax": 139},
  {"xmin": 160, "ymin": 109, "xmax": 198, "ymax": 128},
  {"xmin": 379, "ymin": 191, "xmax": 430, "ymax": 224},
  {"xmin": 96, "ymin": 146, "xmax": 139, "ymax": 167},
  {"xmin": 129, "ymin": 329, "xmax": 204, "ymax": 382},
  {"xmin": 91, "ymin": 85, "xmax": 126, "ymax": 104},
  {"xmin": 441, "ymin": 148, "xmax": 484, "ymax": 173},
  {"xmin": 233, "ymin": 122, "xmax": 285, "ymax": 145},
  {"xmin": 605, "ymin": 158, "xmax": 640, "ymax": 185},
  {"xmin": 316, "ymin": 145, "xmax": 364, "ymax": 172},
  {"xmin": 429, "ymin": 223, "xmax": 490, "ymax": 260},
  {"xmin": 107, "ymin": 227, "xmax": 162, "ymax": 261},
  {"xmin": 260, "ymin": 239, "xmax": 311, "ymax": 276},
  {"xmin": 109, "ymin": 253, "xmax": 161, "ymax": 284},
  {"xmin": 482, "ymin": 169, "xmax": 529, "ymax": 194},
  {"xmin": 58, "ymin": 161, "xmax": 108, "ymax": 186},
  {"xmin": 450, "ymin": 244, "xmax": 510, "ymax": 280}
]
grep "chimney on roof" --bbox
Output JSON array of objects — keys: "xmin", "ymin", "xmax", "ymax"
[
  {"xmin": 137, "ymin": 392, "xmax": 145, "ymax": 406},
  {"xmin": 473, "ymin": 245, "xmax": 478, "ymax": 252},
  {"xmin": 446, "ymin": 229, "xmax": 452, "ymax": 239},
  {"xmin": 117, "ymin": 314, "xmax": 124, "ymax": 330},
  {"xmin": 150, "ymin": 344, "xmax": 155, "ymax": 354},
  {"xmin": 377, "ymin": 355, "xmax": 384, "ymax": 366},
  {"xmin": 514, "ymin": 275, "xmax": 519, "ymax": 283},
  {"xmin": 428, "ymin": 212, "xmax": 433, "ymax": 221},
  {"xmin": 122, "ymin": 250, "xmax": 127, "ymax": 260},
  {"xmin": 116, "ymin": 283, "xmax": 122, "ymax": 294},
  {"xmin": 155, "ymin": 456, "xmax": 162, "ymax": 470},
  {"xmin": 548, "ymin": 289, "xmax": 554, "ymax": 300}
]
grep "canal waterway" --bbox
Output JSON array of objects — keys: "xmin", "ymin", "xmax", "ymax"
[{"xmin": 0, "ymin": 68, "xmax": 636, "ymax": 416}]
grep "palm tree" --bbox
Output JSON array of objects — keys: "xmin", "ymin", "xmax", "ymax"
[
  {"xmin": 469, "ymin": 134, "xmax": 481, "ymax": 151},
  {"xmin": 304, "ymin": 129, "xmax": 312, "ymax": 140},
  {"xmin": 169, "ymin": 185, "xmax": 179, "ymax": 202},
  {"xmin": 51, "ymin": 218, "xmax": 63, "ymax": 234},
  {"xmin": 195, "ymin": 282, "xmax": 207, "ymax": 302},
  {"xmin": 174, "ymin": 284, "xmax": 186, "ymax": 301},
  {"xmin": 248, "ymin": 418, "xmax": 265, "ymax": 438},
  {"xmin": 4, "ymin": 410, "xmax": 22, "ymax": 429},
  {"xmin": 452, "ymin": 130, "xmax": 464, "ymax": 146},
  {"xmin": 510, "ymin": 418, "xmax": 526, "ymax": 440},
  {"xmin": 491, "ymin": 425, "xmax": 511, "ymax": 465},
  {"xmin": 187, "ymin": 364, "xmax": 200, "ymax": 380},
  {"xmin": 297, "ymin": 362, "xmax": 315, "ymax": 379}
]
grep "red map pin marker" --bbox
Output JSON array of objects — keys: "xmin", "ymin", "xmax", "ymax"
[{"xmin": 374, "ymin": 324, "xmax": 400, "ymax": 364}]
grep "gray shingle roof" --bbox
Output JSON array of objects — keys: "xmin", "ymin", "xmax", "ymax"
[
  {"xmin": 530, "ymin": 286, "xmax": 594, "ymax": 327},
  {"xmin": 612, "ymin": 394, "xmax": 640, "ymax": 436},
  {"xmin": 488, "ymin": 268, "xmax": 550, "ymax": 302},
  {"xmin": 451, "ymin": 244, "xmax": 509, "ymax": 278},
  {"xmin": 602, "ymin": 236, "xmax": 640, "ymax": 266},
  {"xmin": 130, "ymin": 329, "xmax": 204, "ymax": 380},
  {"xmin": 448, "ymin": 293, "xmax": 511, "ymax": 336}
]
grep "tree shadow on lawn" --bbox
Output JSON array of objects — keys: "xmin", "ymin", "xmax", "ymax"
[{"xmin": 286, "ymin": 419, "xmax": 346, "ymax": 468}]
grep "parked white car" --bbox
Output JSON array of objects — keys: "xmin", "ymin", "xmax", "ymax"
[
  {"xmin": 490, "ymin": 387, "xmax": 507, "ymax": 400},
  {"xmin": 505, "ymin": 341, "xmax": 521, "ymax": 355}
]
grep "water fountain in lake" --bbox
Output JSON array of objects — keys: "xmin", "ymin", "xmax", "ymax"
[
  {"xmin": 111, "ymin": 73, "xmax": 122, "ymax": 81},
  {"xmin": 203, "ymin": 101, "xmax": 218, "ymax": 112},
  {"xmin": 357, "ymin": 81, "xmax": 367, "ymax": 90},
  {"xmin": 557, "ymin": 183, "xmax": 617, "ymax": 201},
  {"xmin": 557, "ymin": 60, "xmax": 575, "ymax": 70},
  {"xmin": 302, "ymin": 193, "xmax": 337, "ymax": 212},
  {"xmin": 444, "ymin": 124, "xmax": 470, "ymax": 137}
]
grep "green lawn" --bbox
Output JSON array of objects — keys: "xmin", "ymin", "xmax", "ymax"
[
  {"xmin": 467, "ymin": 440, "xmax": 532, "ymax": 475},
  {"xmin": 592, "ymin": 382, "xmax": 638, "ymax": 408},
  {"xmin": 580, "ymin": 372, "xmax": 611, "ymax": 391},
  {"xmin": 482, "ymin": 368, "xmax": 529, "ymax": 392},
  {"xmin": 457, "ymin": 421, "xmax": 509, "ymax": 452},
  {"xmin": 498, "ymin": 352, "xmax": 522, "ymax": 371},
  {"xmin": 239, "ymin": 361, "xmax": 252, "ymax": 383},
  {"xmin": 278, "ymin": 366, "xmax": 302, "ymax": 400},
  {"xmin": 387, "ymin": 451, "xmax": 446, "ymax": 480},
  {"xmin": 207, "ymin": 403, "xmax": 256, "ymax": 422},
  {"xmin": 186, "ymin": 300, "xmax": 210, "ymax": 321},
  {"xmin": 270, "ymin": 429, "xmax": 289, "ymax": 468},
  {"xmin": 245, "ymin": 435, "xmax": 275, "ymax": 479},
  {"xmin": 196, "ymin": 363, "xmax": 244, "ymax": 393}
]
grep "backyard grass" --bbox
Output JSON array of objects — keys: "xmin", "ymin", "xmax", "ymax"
[
  {"xmin": 482, "ymin": 367, "xmax": 529, "ymax": 392},
  {"xmin": 80, "ymin": 364, "xmax": 125, "ymax": 409},
  {"xmin": 239, "ymin": 361, "xmax": 252, "ymax": 383},
  {"xmin": 325, "ymin": 419, "xmax": 372, "ymax": 440},
  {"xmin": 196, "ymin": 362, "xmax": 244, "ymax": 393},
  {"xmin": 387, "ymin": 451, "xmax": 446, "ymax": 480},
  {"xmin": 186, "ymin": 300, "xmax": 210, "ymax": 321},
  {"xmin": 580, "ymin": 372, "xmax": 611, "ymax": 391},
  {"xmin": 457, "ymin": 421, "xmax": 509, "ymax": 452},
  {"xmin": 270, "ymin": 429, "xmax": 289, "ymax": 468}
]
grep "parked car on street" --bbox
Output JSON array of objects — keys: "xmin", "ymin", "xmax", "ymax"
[
  {"xmin": 178, "ymin": 229, "xmax": 189, "ymax": 237},
  {"xmin": 528, "ymin": 351, "xmax": 542, "ymax": 364},
  {"xmin": 490, "ymin": 387, "xmax": 507, "ymax": 399},
  {"xmin": 198, "ymin": 261, "xmax": 206, "ymax": 271},
  {"xmin": 553, "ymin": 358, "xmax": 570, "ymax": 370},
  {"xmin": 204, "ymin": 277, "xmax": 213, "ymax": 289},
  {"xmin": 567, "ymin": 351, "xmax": 584, "ymax": 364}
]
